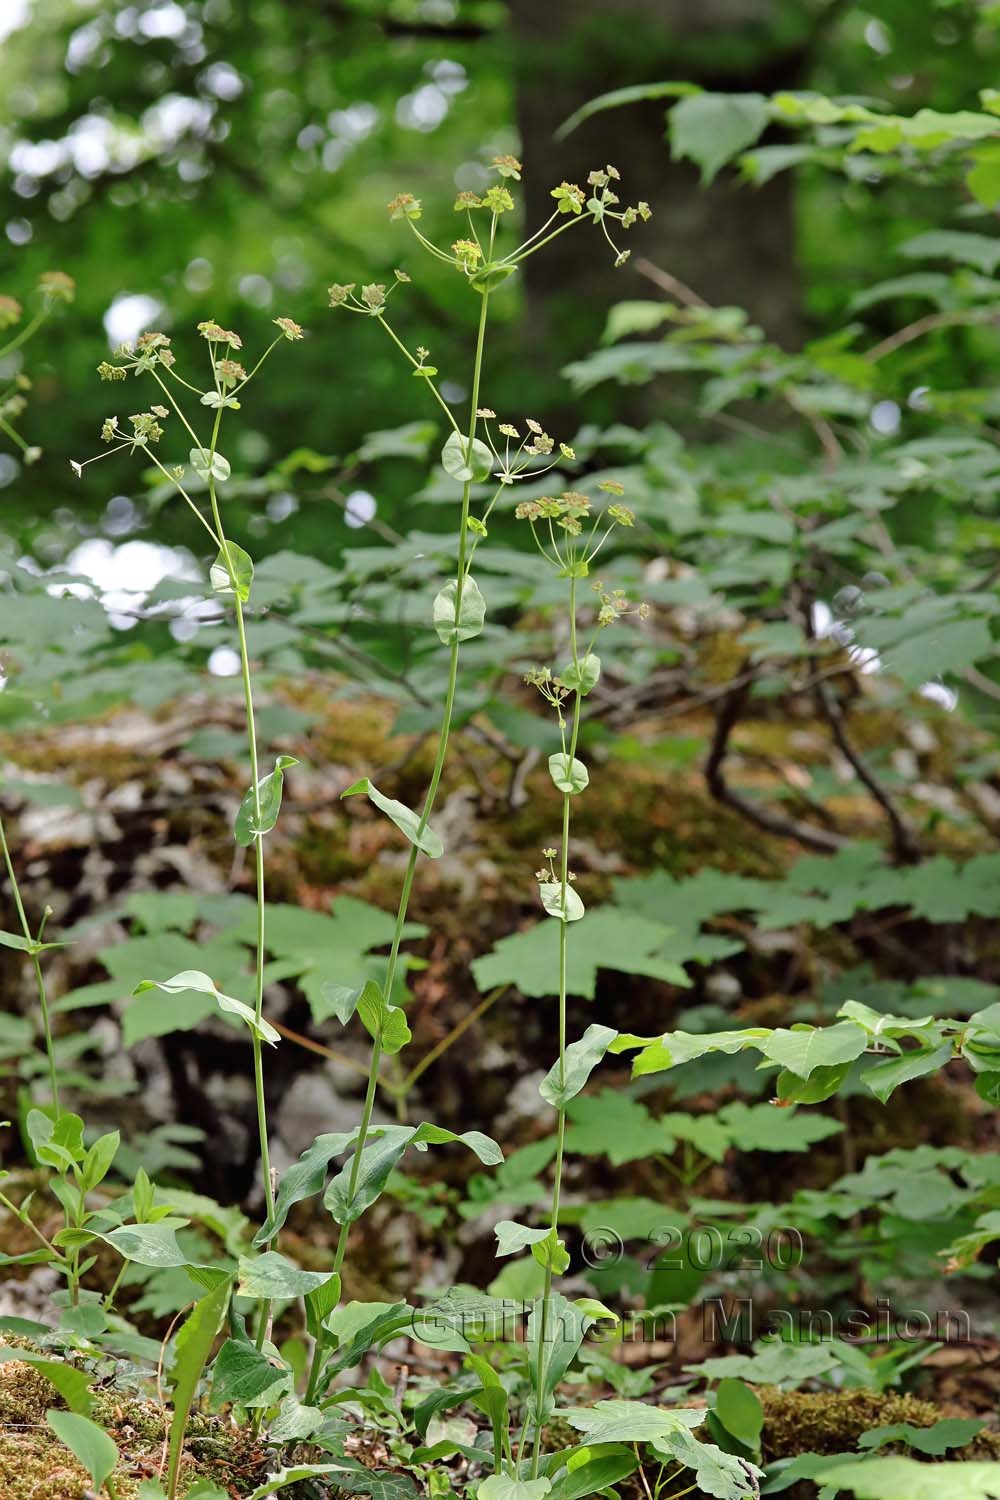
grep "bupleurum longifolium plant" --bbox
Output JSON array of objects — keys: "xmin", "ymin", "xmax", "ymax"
[{"xmin": 10, "ymin": 148, "xmax": 1000, "ymax": 1500}]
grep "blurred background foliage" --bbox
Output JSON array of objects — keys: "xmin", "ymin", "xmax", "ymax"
[{"xmin": 3, "ymin": 0, "xmax": 1000, "ymax": 562}]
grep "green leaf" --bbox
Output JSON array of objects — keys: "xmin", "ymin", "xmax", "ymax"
[
  {"xmin": 670, "ymin": 92, "xmax": 770, "ymax": 182},
  {"xmin": 326, "ymin": 1123, "xmax": 503, "ymax": 1227},
  {"xmin": 650, "ymin": 1428, "xmax": 762, "ymax": 1499},
  {"xmin": 477, "ymin": 1479, "xmax": 551, "ymax": 1500},
  {"xmin": 46, "ymin": 1410, "xmax": 118, "ymax": 1492},
  {"xmin": 96, "ymin": 1220, "xmax": 204, "ymax": 1269},
  {"xmin": 539, "ymin": 882, "xmax": 585, "ymax": 923},
  {"xmin": 546, "ymin": 1449, "xmax": 637, "ymax": 1500},
  {"xmin": 209, "ymin": 540, "xmax": 252, "ymax": 602},
  {"xmin": 564, "ymin": 1400, "xmax": 705, "ymax": 1445},
  {"xmin": 356, "ymin": 979, "xmax": 411, "ymax": 1055},
  {"xmin": 900, "ymin": 229, "xmax": 1000, "ymax": 274},
  {"xmin": 304, "ymin": 1270, "xmax": 341, "ymax": 1339},
  {"xmin": 473, "ymin": 908, "xmax": 692, "ymax": 1002},
  {"xmin": 210, "ymin": 1338, "xmax": 292, "ymax": 1409},
  {"xmin": 862, "ymin": 1042, "xmax": 953, "ymax": 1103},
  {"xmin": 237, "ymin": 1252, "xmax": 339, "ymax": 1300},
  {"xmin": 0, "ymin": 929, "xmax": 62, "ymax": 955},
  {"xmin": 530, "ymin": 1226, "xmax": 570, "ymax": 1274},
  {"xmin": 555, "ymin": 79, "xmax": 698, "ymax": 140},
  {"xmin": 166, "ymin": 1277, "xmax": 232, "ymax": 1500},
  {"xmin": 528, "ymin": 1294, "xmax": 591, "ymax": 1420},
  {"xmin": 470, "ymin": 263, "xmax": 517, "ymax": 293},
  {"xmin": 548, "ymin": 754, "xmax": 589, "ymax": 795},
  {"xmin": 560, "ymin": 654, "xmax": 601, "ymax": 695},
  {"xmin": 433, "ymin": 576, "xmax": 486, "ymax": 644},
  {"xmin": 761, "ymin": 1022, "xmax": 869, "ymax": 1079},
  {"xmin": 539, "ymin": 1024, "xmax": 617, "ymax": 1108},
  {"xmin": 715, "ymin": 1378, "xmax": 763, "ymax": 1448},
  {"xmin": 813, "ymin": 1457, "xmax": 1000, "ymax": 1499},
  {"xmin": 234, "ymin": 755, "xmax": 297, "ymax": 846},
  {"xmin": 191, "ymin": 447, "xmax": 232, "ymax": 483},
  {"xmin": 246, "ymin": 1467, "xmax": 354, "ymax": 1500},
  {"xmin": 775, "ymin": 1062, "xmax": 853, "ymax": 1105},
  {"xmin": 80, "ymin": 1130, "xmax": 120, "ymax": 1193},
  {"xmin": 253, "ymin": 1130, "xmax": 361, "ymax": 1246},
  {"xmin": 857, "ymin": 1418, "xmax": 983, "ymax": 1455},
  {"xmin": 494, "ymin": 1219, "xmax": 552, "ymax": 1257},
  {"xmin": 269, "ymin": 1394, "xmax": 326, "ymax": 1443},
  {"xmin": 441, "ymin": 431, "xmax": 493, "ymax": 483},
  {"xmin": 132, "ymin": 971, "xmax": 280, "ymax": 1046},
  {"xmin": 341, "ymin": 778, "xmax": 443, "ymax": 859}
]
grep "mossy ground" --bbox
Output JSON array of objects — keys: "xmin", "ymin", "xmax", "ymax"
[{"xmin": 0, "ymin": 1356, "xmax": 269, "ymax": 1499}]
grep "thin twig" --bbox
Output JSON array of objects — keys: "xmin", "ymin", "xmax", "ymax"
[{"xmin": 705, "ymin": 676, "xmax": 845, "ymax": 853}]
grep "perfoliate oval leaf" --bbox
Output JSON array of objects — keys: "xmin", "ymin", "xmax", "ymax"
[
  {"xmin": 356, "ymin": 979, "xmax": 412, "ymax": 1054},
  {"xmin": 210, "ymin": 541, "xmax": 253, "ymax": 603},
  {"xmin": 190, "ymin": 446, "xmax": 232, "ymax": 482},
  {"xmin": 561, "ymin": 654, "xmax": 601, "ymax": 695},
  {"xmin": 234, "ymin": 755, "xmax": 297, "ymax": 846},
  {"xmin": 548, "ymin": 753, "xmax": 589, "ymax": 795},
  {"xmin": 539, "ymin": 1023, "xmax": 617, "ymax": 1108},
  {"xmin": 441, "ymin": 431, "xmax": 493, "ymax": 484},
  {"xmin": 470, "ymin": 263, "xmax": 517, "ymax": 293},
  {"xmin": 539, "ymin": 882, "xmax": 585, "ymax": 922},
  {"xmin": 433, "ymin": 576, "xmax": 486, "ymax": 645},
  {"xmin": 341, "ymin": 777, "xmax": 443, "ymax": 858}
]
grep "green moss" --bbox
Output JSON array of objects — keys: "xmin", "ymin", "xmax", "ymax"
[
  {"xmin": 760, "ymin": 1386, "xmax": 942, "ymax": 1459},
  {"xmin": 0, "ymin": 1354, "xmax": 268, "ymax": 1499}
]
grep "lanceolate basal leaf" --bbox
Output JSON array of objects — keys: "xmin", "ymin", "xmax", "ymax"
[
  {"xmin": 539, "ymin": 1024, "xmax": 617, "ymax": 1108},
  {"xmin": 46, "ymin": 1411, "xmax": 118, "ymax": 1494},
  {"xmin": 342, "ymin": 778, "xmax": 443, "ymax": 858},
  {"xmin": 433, "ymin": 576, "xmax": 486, "ymax": 644},
  {"xmin": 539, "ymin": 882, "xmax": 585, "ymax": 922},
  {"xmin": 441, "ymin": 431, "xmax": 493, "ymax": 483},
  {"xmin": 548, "ymin": 754, "xmax": 589, "ymax": 795},
  {"xmin": 132, "ymin": 971, "xmax": 281, "ymax": 1046},
  {"xmin": 166, "ymin": 1277, "xmax": 232, "ymax": 1500},
  {"xmin": 209, "ymin": 539, "xmax": 253, "ymax": 602},
  {"xmin": 234, "ymin": 755, "xmax": 298, "ymax": 846}
]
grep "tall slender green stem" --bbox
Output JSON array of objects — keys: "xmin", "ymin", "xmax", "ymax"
[
  {"xmin": 305, "ymin": 292, "xmax": 493, "ymax": 1404},
  {"xmin": 529, "ymin": 578, "xmax": 581, "ymax": 1479},
  {"xmin": 0, "ymin": 812, "xmax": 59, "ymax": 1113},
  {"xmin": 202, "ymin": 408, "xmax": 275, "ymax": 1349}
]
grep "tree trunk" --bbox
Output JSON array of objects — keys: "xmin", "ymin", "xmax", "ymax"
[{"xmin": 509, "ymin": 0, "xmax": 809, "ymax": 363}]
